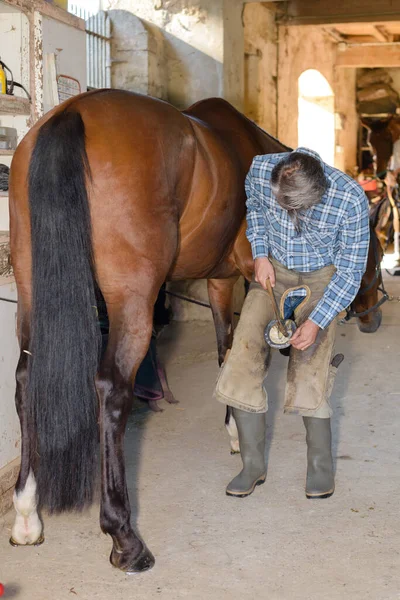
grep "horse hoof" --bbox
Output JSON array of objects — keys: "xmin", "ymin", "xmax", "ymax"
[
  {"xmin": 126, "ymin": 547, "xmax": 155, "ymax": 574},
  {"xmin": 148, "ymin": 400, "xmax": 164, "ymax": 413},
  {"xmin": 165, "ymin": 392, "xmax": 179, "ymax": 405},
  {"xmin": 110, "ymin": 545, "xmax": 155, "ymax": 574},
  {"xmin": 229, "ymin": 439, "xmax": 240, "ymax": 454},
  {"xmin": 9, "ymin": 534, "xmax": 45, "ymax": 547}
]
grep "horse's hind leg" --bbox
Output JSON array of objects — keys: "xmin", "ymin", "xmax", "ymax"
[
  {"xmin": 10, "ymin": 315, "xmax": 43, "ymax": 547},
  {"xmin": 207, "ymin": 277, "xmax": 240, "ymax": 453},
  {"xmin": 96, "ymin": 283, "xmax": 158, "ymax": 573}
]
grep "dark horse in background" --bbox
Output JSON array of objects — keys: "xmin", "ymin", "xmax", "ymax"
[
  {"xmin": 362, "ymin": 116, "xmax": 400, "ymax": 258},
  {"xmin": 9, "ymin": 90, "xmax": 383, "ymax": 573},
  {"xmin": 362, "ymin": 115, "xmax": 400, "ymax": 177}
]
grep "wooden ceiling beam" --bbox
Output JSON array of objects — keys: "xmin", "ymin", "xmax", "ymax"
[
  {"xmin": 282, "ymin": 0, "xmax": 400, "ymax": 26},
  {"xmin": 372, "ymin": 25, "xmax": 389, "ymax": 42},
  {"xmin": 344, "ymin": 35, "xmax": 378, "ymax": 43},
  {"xmin": 336, "ymin": 44, "xmax": 400, "ymax": 67},
  {"xmin": 372, "ymin": 25, "xmax": 393, "ymax": 42},
  {"xmin": 323, "ymin": 27, "xmax": 346, "ymax": 43}
]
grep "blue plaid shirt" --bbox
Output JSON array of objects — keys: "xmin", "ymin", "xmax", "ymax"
[{"xmin": 245, "ymin": 147, "xmax": 370, "ymax": 329}]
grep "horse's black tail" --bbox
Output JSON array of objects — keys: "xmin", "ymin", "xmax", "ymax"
[{"xmin": 28, "ymin": 110, "xmax": 101, "ymax": 512}]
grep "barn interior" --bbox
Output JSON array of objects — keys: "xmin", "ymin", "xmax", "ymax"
[{"xmin": 0, "ymin": 1, "xmax": 400, "ymax": 598}]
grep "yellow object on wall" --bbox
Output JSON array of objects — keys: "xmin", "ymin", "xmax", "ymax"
[
  {"xmin": 45, "ymin": 0, "xmax": 68, "ymax": 10},
  {"xmin": 0, "ymin": 65, "xmax": 6, "ymax": 94}
]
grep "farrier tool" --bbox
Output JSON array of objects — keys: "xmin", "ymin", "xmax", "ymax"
[{"xmin": 264, "ymin": 278, "xmax": 297, "ymax": 349}]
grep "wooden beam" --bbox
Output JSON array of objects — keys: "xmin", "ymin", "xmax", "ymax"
[
  {"xmin": 345, "ymin": 35, "xmax": 378, "ymax": 43},
  {"xmin": 336, "ymin": 44, "xmax": 400, "ymax": 67},
  {"xmin": 372, "ymin": 25, "xmax": 388, "ymax": 42},
  {"xmin": 324, "ymin": 27, "xmax": 346, "ymax": 43},
  {"xmin": 283, "ymin": 0, "xmax": 400, "ymax": 25},
  {"xmin": 34, "ymin": 0, "xmax": 85, "ymax": 30},
  {"xmin": 380, "ymin": 25, "xmax": 394, "ymax": 42}
]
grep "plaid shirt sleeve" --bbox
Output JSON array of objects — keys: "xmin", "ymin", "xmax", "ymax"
[
  {"xmin": 309, "ymin": 189, "xmax": 370, "ymax": 329},
  {"xmin": 245, "ymin": 163, "xmax": 269, "ymax": 259}
]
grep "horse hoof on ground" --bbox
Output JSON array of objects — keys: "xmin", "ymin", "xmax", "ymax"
[
  {"xmin": 357, "ymin": 309, "xmax": 382, "ymax": 334},
  {"xmin": 9, "ymin": 534, "xmax": 45, "ymax": 547},
  {"xmin": 164, "ymin": 391, "xmax": 179, "ymax": 405},
  {"xmin": 110, "ymin": 545, "xmax": 155, "ymax": 574},
  {"xmin": 230, "ymin": 440, "xmax": 240, "ymax": 454},
  {"xmin": 148, "ymin": 399, "xmax": 164, "ymax": 413}
]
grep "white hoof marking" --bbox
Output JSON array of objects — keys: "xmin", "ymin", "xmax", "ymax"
[
  {"xmin": 11, "ymin": 470, "xmax": 43, "ymax": 545},
  {"xmin": 226, "ymin": 413, "xmax": 240, "ymax": 454}
]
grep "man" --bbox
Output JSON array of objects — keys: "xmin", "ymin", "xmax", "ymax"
[{"xmin": 215, "ymin": 147, "xmax": 370, "ymax": 499}]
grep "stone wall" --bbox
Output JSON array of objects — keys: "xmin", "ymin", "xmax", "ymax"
[
  {"xmin": 104, "ymin": 0, "xmax": 225, "ymax": 108},
  {"xmin": 109, "ymin": 10, "xmax": 168, "ymax": 98}
]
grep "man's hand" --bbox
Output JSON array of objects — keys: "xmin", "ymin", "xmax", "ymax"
[
  {"xmin": 255, "ymin": 257, "xmax": 275, "ymax": 288},
  {"xmin": 290, "ymin": 319, "xmax": 320, "ymax": 351}
]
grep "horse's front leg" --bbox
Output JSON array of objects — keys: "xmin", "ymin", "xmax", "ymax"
[
  {"xmin": 96, "ymin": 294, "xmax": 155, "ymax": 573},
  {"xmin": 207, "ymin": 276, "xmax": 240, "ymax": 453}
]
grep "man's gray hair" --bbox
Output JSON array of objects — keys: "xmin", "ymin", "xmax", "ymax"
[{"xmin": 270, "ymin": 152, "xmax": 328, "ymax": 230}]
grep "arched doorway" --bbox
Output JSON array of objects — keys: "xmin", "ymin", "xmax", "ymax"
[{"xmin": 298, "ymin": 69, "xmax": 335, "ymax": 166}]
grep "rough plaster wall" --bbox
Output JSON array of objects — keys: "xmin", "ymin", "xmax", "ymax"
[
  {"xmin": 0, "ymin": 13, "xmax": 26, "ymax": 91},
  {"xmin": 243, "ymin": 2, "xmax": 277, "ymax": 136},
  {"xmin": 277, "ymin": 25, "xmax": 336, "ymax": 149},
  {"xmin": 109, "ymin": 10, "xmax": 150, "ymax": 94},
  {"xmin": 41, "ymin": 17, "xmax": 86, "ymax": 99},
  {"xmin": 108, "ymin": 10, "xmax": 168, "ymax": 98},
  {"xmin": 146, "ymin": 20, "xmax": 168, "ymax": 98},
  {"xmin": 334, "ymin": 68, "xmax": 358, "ymax": 174},
  {"xmin": 162, "ymin": 32, "xmax": 221, "ymax": 108},
  {"xmin": 105, "ymin": 0, "xmax": 223, "ymax": 61},
  {"xmin": 0, "ymin": 283, "xmax": 20, "ymax": 471},
  {"xmin": 104, "ymin": 0, "xmax": 224, "ymax": 108}
]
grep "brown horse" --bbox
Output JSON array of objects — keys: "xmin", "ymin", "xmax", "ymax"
[
  {"xmin": 346, "ymin": 223, "xmax": 384, "ymax": 333},
  {"xmin": 362, "ymin": 115, "xmax": 400, "ymax": 176},
  {"xmin": 9, "ymin": 90, "xmax": 382, "ymax": 573}
]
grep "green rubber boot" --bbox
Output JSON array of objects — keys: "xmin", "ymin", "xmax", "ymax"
[
  {"xmin": 226, "ymin": 408, "xmax": 266, "ymax": 498},
  {"xmin": 303, "ymin": 417, "xmax": 334, "ymax": 499}
]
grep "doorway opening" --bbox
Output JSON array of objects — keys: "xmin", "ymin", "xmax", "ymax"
[{"xmin": 298, "ymin": 69, "xmax": 335, "ymax": 166}]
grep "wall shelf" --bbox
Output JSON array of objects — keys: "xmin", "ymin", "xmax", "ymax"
[{"xmin": 0, "ymin": 95, "xmax": 30, "ymax": 116}]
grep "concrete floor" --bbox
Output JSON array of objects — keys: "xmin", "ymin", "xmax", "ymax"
[{"xmin": 1, "ymin": 274, "xmax": 400, "ymax": 600}]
